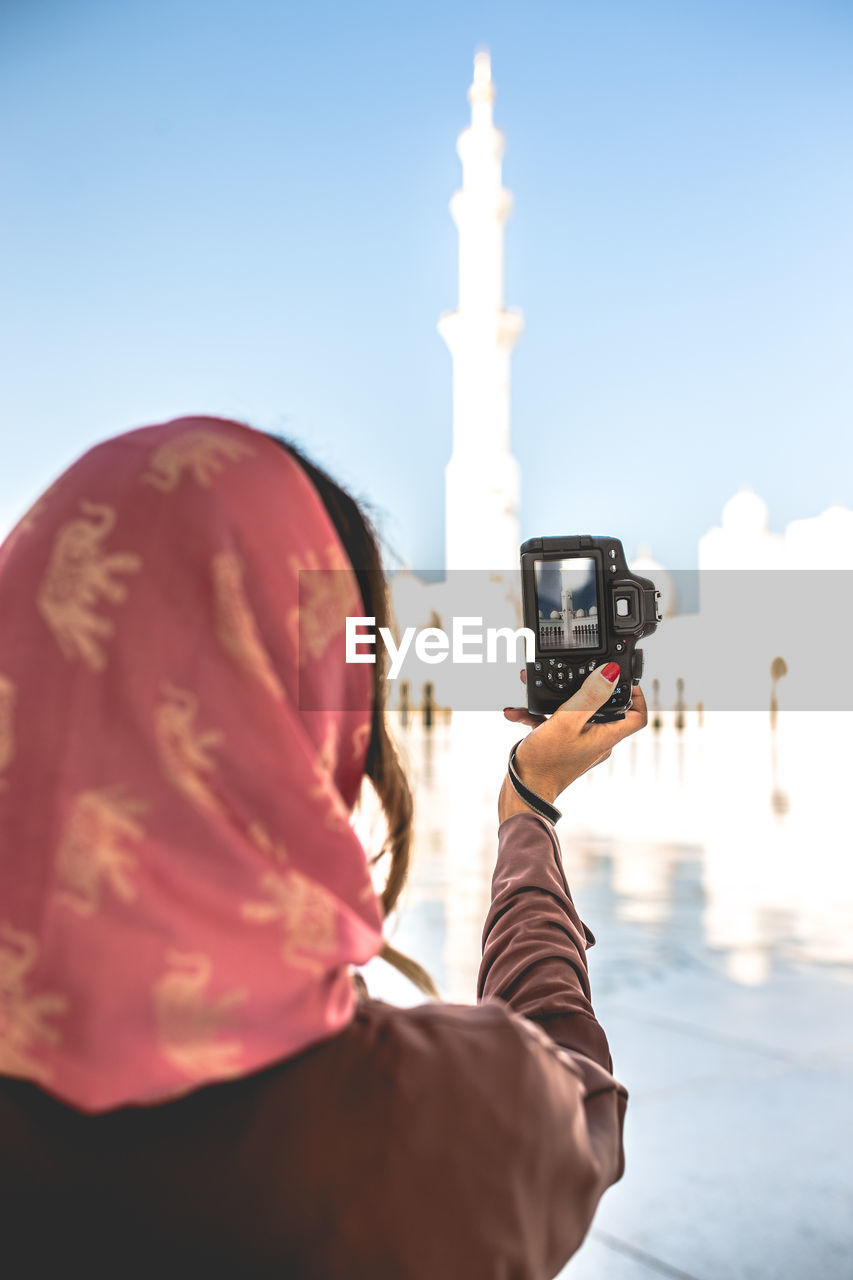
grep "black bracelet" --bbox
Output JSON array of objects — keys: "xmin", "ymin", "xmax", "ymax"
[{"xmin": 507, "ymin": 740, "xmax": 562, "ymax": 825}]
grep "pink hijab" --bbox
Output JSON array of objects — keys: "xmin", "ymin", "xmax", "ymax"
[{"xmin": 0, "ymin": 416, "xmax": 383, "ymax": 1112}]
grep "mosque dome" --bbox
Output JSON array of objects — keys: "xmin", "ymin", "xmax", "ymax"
[
  {"xmin": 784, "ymin": 503, "xmax": 853, "ymax": 569},
  {"xmin": 721, "ymin": 489, "xmax": 769, "ymax": 535}
]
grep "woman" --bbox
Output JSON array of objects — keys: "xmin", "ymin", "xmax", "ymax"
[{"xmin": 0, "ymin": 415, "xmax": 646, "ymax": 1277}]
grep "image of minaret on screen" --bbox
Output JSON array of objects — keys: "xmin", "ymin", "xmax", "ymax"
[{"xmin": 439, "ymin": 51, "xmax": 523, "ymax": 572}]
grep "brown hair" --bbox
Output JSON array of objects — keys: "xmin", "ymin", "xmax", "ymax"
[{"xmin": 267, "ymin": 434, "xmax": 438, "ymax": 1000}]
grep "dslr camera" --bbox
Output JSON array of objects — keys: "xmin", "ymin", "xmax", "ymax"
[{"xmin": 520, "ymin": 535, "xmax": 662, "ymax": 722}]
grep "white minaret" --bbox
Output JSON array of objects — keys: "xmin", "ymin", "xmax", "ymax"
[
  {"xmin": 561, "ymin": 586, "xmax": 574, "ymax": 646},
  {"xmin": 439, "ymin": 51, "xmax": 523, "ymax": 571}
]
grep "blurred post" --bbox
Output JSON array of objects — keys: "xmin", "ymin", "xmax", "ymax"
[
  {"xmin": 674, "ymin": 677, "xmax": 686, "ymax": 732},
  {"xmin": 651, "ymin": 677, "xmax": 662, "ymax": 732},
  {"xmin": 422, "ymin": 681, "xmax": 435, "ymax": 729},
  {"xmin": 770, "ymin": 656, "xmax": 788, "ymax": 734}
]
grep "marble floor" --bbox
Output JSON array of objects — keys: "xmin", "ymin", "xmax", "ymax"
[{"xmin": 358, "ymin": 708, "xmax": 853, "ymax": 1280}]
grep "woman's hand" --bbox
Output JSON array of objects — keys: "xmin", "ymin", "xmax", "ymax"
[{"xmin": 498, "ymin": 663, "xmax": 648, "ymax": 822}]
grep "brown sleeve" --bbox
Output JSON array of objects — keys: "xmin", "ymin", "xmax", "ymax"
[
  {"xmin": 478, "ymin": 810, "xmax": 621, "ymax": 1076},
  {"xmin": 475, "ymin": 809, "xmax": 629, "ymax": 1271}
]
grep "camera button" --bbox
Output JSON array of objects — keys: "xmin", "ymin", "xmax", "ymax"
[{"xmin": 534, "ymin": 661, "xmax": 542, "ymax": 672}]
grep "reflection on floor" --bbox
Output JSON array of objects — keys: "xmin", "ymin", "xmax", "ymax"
[{"xmin": 358, "ymin": 708, "xmax": 853, "ymax": 1280}]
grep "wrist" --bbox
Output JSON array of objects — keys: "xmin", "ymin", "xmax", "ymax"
[
  {"xmin": 513, "ymin": 748, "xmax": 561, "ymax": 805},
  {"xmin": 499, "ymin": 774, "xmax": 540, "ymax": 822}
]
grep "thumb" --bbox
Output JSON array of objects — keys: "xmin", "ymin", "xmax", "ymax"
[{"xmin": 556, "ymin": 661, "xmax": 621, "ymax": 720}]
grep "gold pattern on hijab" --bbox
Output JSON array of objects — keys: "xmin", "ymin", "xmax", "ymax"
[
  {"xmin": 287, "ymin": 544, "xmax": 361, "ymax": 665},
  {"xmin": 240, "ymin": 870, "xmax": 338, "ymax": 976},
  {"xmin": 154, "ymin": 683, "xmax": 226, "ymax": 819},
  {"xmin": 0, "ymin": 924, "xmax": 68, "ymax": 1084},
  {"xmin": 152, "ymin": 950, "xmax": 246, "ymax": 1078},
  {"xmin": 309, "ymin": 721, "xmax": 352, "ymax": 834},
  {"xmin": 351, "ymin": 721, "xmax": 371, "ymax": 762},
  {"xmin": 36, "ymin": 501, "xmax": 142, "ymax": 672},
  {"xmin": 241, "ymin": 819, "xmax": 339, "ymax": 973},
  {"xmin": 316, "ymin": 720, "xmax": 338, "ymax": 776},
  {"xmin": 247, "ymin": 819, "xmax": 288, "ymax": 864},
  {"xmin": 0, "ymin": 675, "xmax": 15, "ymax": 791},
  {"xmin": 211, "ymin": 550, "xmax": 285, "ymax": 701},
  {"xmin": 55, "ymin": 785, "xmax": 149, "ymax": 916},
  {"xmin": 141, "ymin": 429, "xmax": 255, "ymax": 492}
]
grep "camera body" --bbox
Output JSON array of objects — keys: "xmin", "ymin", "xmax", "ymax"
[{"xmin": 520, "ymin": 535, "xmax": 662, "ymax": 721}]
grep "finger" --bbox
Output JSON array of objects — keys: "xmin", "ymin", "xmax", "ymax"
[
  {"xmin": 554, "ymin": 662, "xmax": 621, "ymax": 724},
  {"xmin": 520, "ymin": 668, "xmax": 527, "ymax": 685},
  {"xmin": 503, "ymin": 706, "xmax": 544, "ymax": 728},
  {"xmin": 583, "ymin": 687, "xmax": 649, "ymax": 751},
  {"xmin": 618, "ymin": 683, "xmax": 648, "ymax": 734},
  {"xmin": 629, "ymin": 683, "xmax": 648, "ymax": 721}
]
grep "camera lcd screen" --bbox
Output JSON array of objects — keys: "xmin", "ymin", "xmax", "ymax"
[{"xmin": 534, "ymin": 557, "xmax": 600, "ymax": 651}]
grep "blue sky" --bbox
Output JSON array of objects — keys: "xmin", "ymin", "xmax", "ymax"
[{"xmin": 2, "ymin": 0, "xmax": 851, "ymax": 571}]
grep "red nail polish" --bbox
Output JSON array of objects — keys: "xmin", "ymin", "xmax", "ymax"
[{"xmin": 601, "ymin": 662, "xmax": 620, "ymax": 682}]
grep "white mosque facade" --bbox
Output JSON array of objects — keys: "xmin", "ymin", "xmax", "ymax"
[
  {"xmin": 388, "ymin": 52, "xmax": 852, "ymax": 718},
  {"xmin": 699, "ymin": 488, "xmax": 853, "ymax": 572}
]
